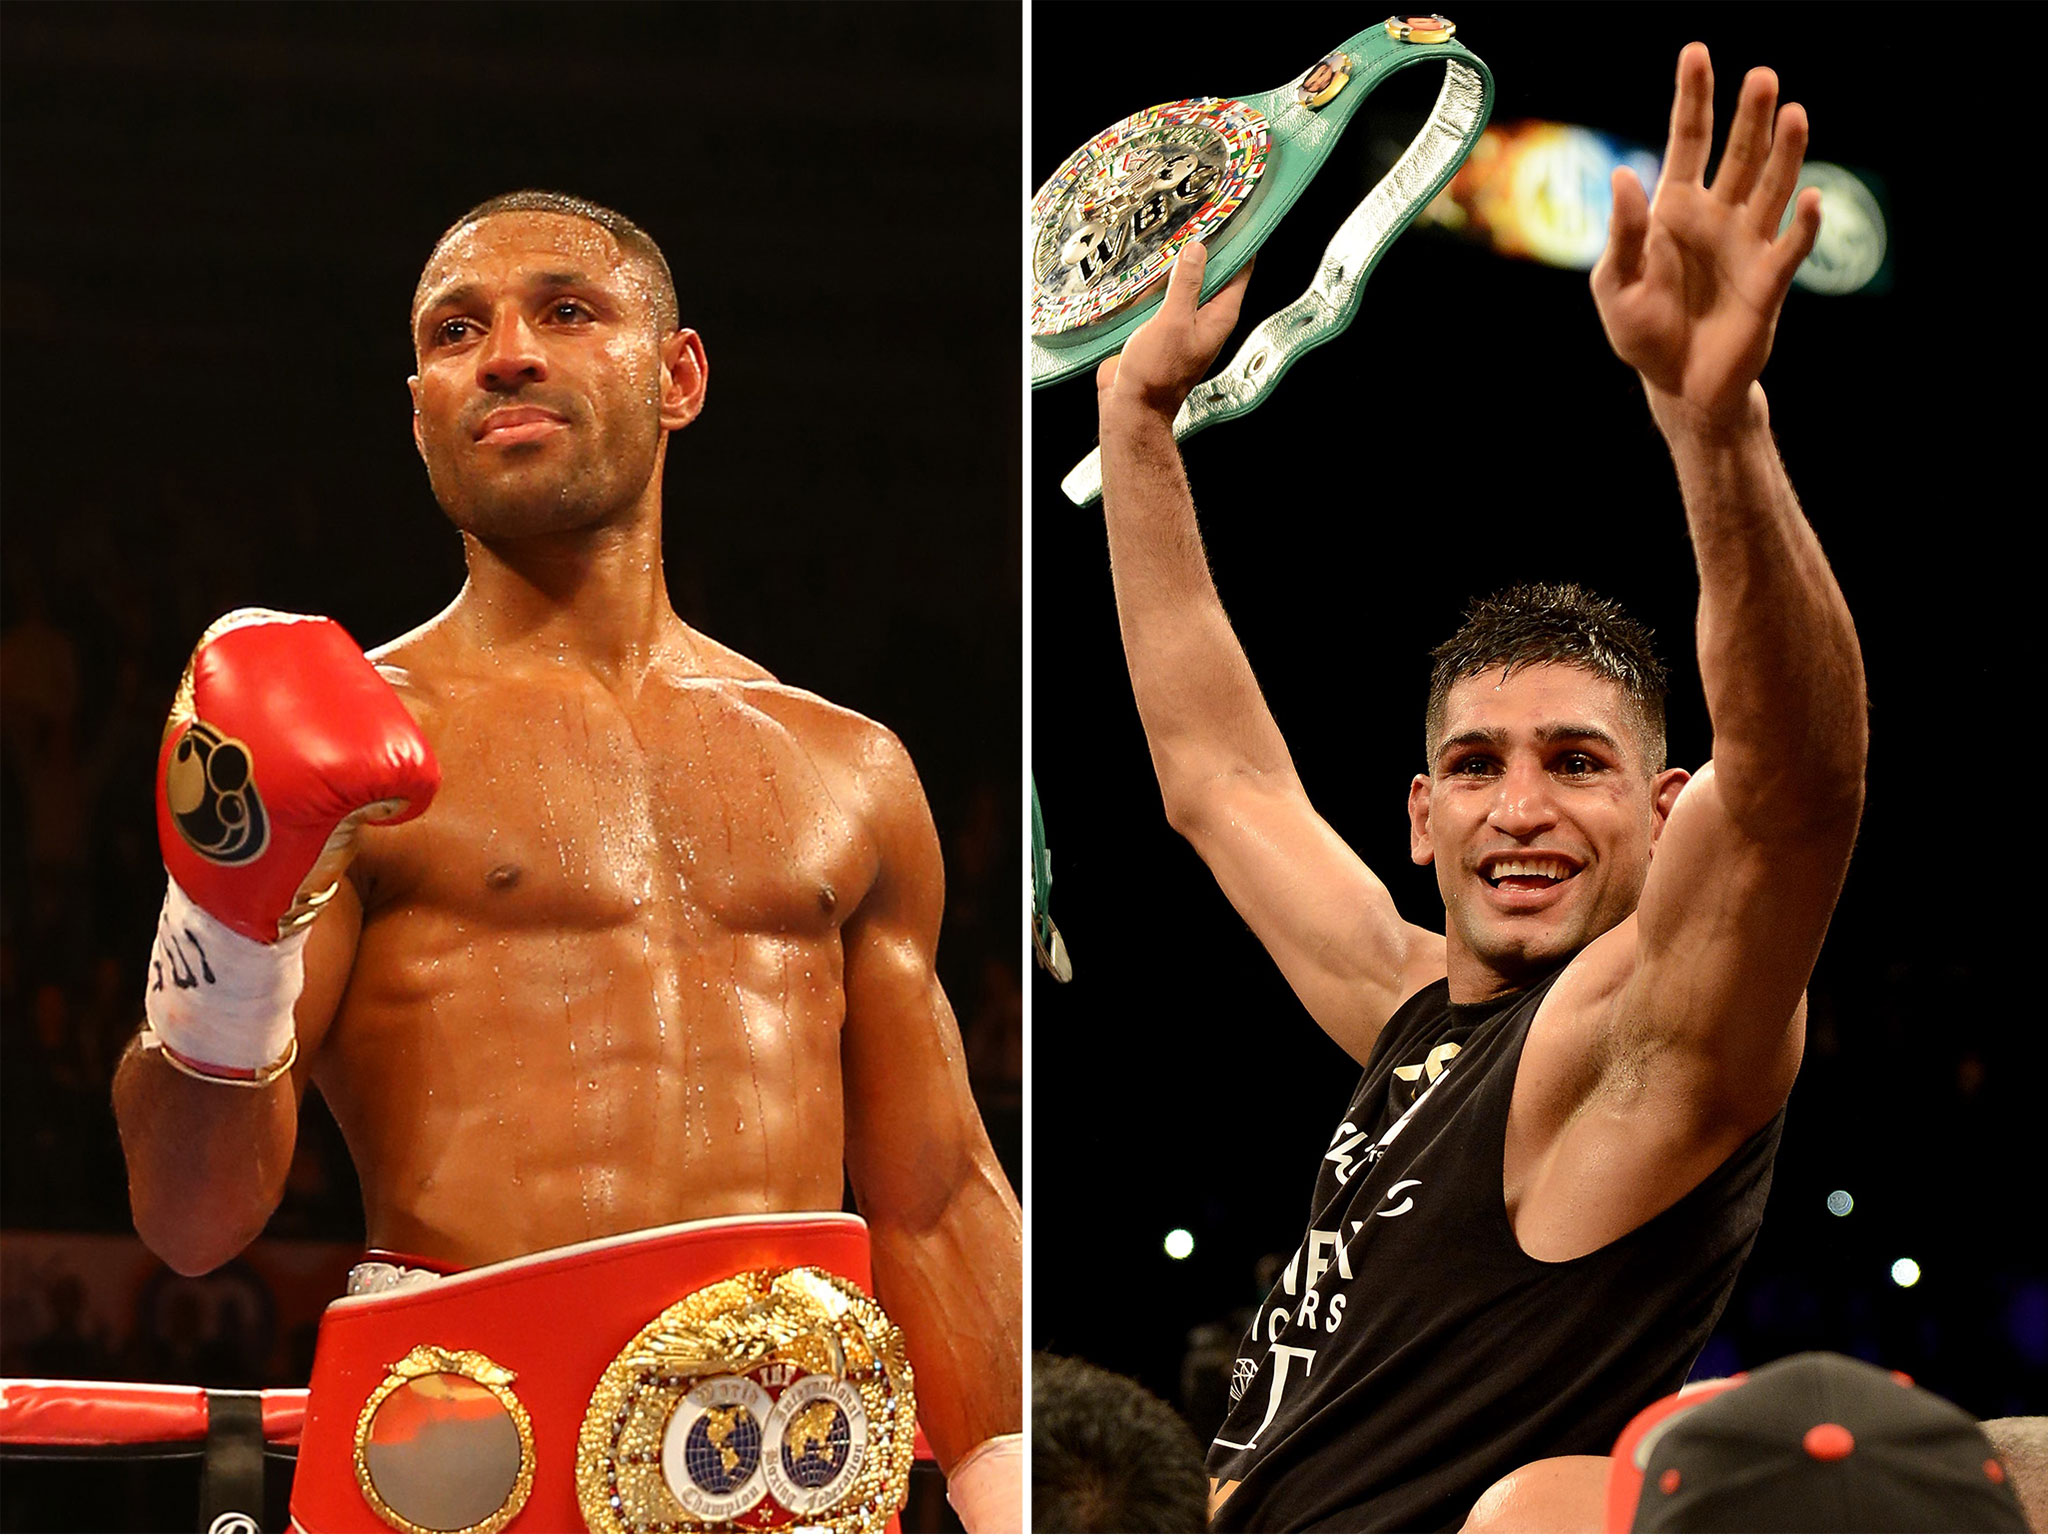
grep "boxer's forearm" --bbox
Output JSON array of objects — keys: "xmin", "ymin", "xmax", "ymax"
[
  {"xmin": 114, "ymin": 1035, "xmax": 295, "ymax": 1275},
  {"xmin": 1099, "ymin": 399, "xmax": 1304, "ymax": 825},
  {"xmin": 1654, "ymin": 384, "xmax": 1866, "ymax": 837},
  {"xmin": 868, "ymin": 1165, "xmax": 1022, "ymax": 1471}
]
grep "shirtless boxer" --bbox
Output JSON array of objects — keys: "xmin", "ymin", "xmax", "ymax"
[
  {"xmin": 112, "ymin": 191, "xmax": 1020, "ymax": 1530},
  {"xmin": 1093, "ymin": 47, "xmax": 1863, "ymax": 1530}
]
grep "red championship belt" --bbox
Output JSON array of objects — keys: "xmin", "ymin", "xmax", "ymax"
[{"xmin": 292, "ymin": 1213, "xmax": 918, "ymax": 1534}]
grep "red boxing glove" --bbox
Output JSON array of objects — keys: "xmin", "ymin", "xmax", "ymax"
[{"xmin": 156, "ymin": 609, "xmax": 440, "ymax": 944}]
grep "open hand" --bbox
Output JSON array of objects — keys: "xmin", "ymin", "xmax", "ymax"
[
  {"xmin": 1591, "ymin": 44, "xmax": 1822, "ymax": 431},
  {"xmin": 1096, "ymin": 241, "xmax": 1253, "ymax": 418}
]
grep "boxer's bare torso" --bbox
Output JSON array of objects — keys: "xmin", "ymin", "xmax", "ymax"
[
  {"xmin": 117, "ymin": 202, "xmax": 1020, "ymax": 1485},
  {"xmin": 296, "ymin": 616, "xmax": 910, "ymax": 1267}
]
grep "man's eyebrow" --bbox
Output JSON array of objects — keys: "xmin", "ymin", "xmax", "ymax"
[
  {"xmin": 1436, "ymin": 727, "xmax": 1506, "ymax": 760},
  {"xmin": 415, "ymin": 280, "xmax": 483, "ymax": 325},
  {"xmin": 1433, "ymin": 723, "xmax": 1625, "ymax": 760},
  {"xmin": 415, "ymin": 271, "xmax": 612, "ymax": 327},
  {"xmin": 1534, "ymin": 722, "xmax": 1624, "ymax": 752}
]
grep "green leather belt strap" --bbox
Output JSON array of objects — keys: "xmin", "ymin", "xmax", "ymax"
[
  {"xmin": 1035, "ymin": 19, "xmax": 1494, "ymax": 506},
  {"xmin": 1030, "ymin": 777, "xmax": 1071, "ymax": 982}
]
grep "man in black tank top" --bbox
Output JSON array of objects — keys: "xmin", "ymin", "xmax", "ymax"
[{"xmin": 1091, "ymin": 43, "xmax": 1865, "ymax": 1532}]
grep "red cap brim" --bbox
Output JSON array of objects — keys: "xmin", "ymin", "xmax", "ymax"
[{"xmin": 1604, "ymin": 1375, "xmax": 1748, "ymax": 1531}]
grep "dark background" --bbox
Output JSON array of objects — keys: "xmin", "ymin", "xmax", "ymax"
[
  {"xmin": 1030, "ymin": 0, "xmax": 2043, "ymax": 1446},
  {"xmin": 0, "ymin": 0, "xmax": 1020, "ymax": 1413}
]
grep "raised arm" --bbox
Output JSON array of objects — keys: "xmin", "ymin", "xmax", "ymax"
[
  {"xmin": 114, "ymin": 615, "xmax": 436, "ymax": 1274},
  {"xmin": 836, "ymin": 725, "xmax": 1021, "ymax": 1530},
  {"xmin": 1582, "ymin": 45, "xmax": 1864, "ymax": 1138},
  {"xmin": 1593, "ymin": 46, "xmax": 1864, "ymax": 842},
  {"xmin": 1097, "ymin": 245, "xmax": 1443, "ymax": 1062}
]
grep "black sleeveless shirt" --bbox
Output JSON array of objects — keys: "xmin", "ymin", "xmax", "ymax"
[{"xmin": 1207, "ymin": 969, "xmax": 1782, "ymax": 1532}]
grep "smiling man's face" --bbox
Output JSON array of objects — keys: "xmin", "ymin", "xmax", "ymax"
[
  {"xmin": 408, "ymin": 211, "xmax": 676, "ymax": 541},
  {"xmin": 1408, "ymin": 662, "xmax": 1684, "ymax": 998}
]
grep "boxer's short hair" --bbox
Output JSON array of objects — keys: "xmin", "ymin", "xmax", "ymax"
[
  {"xmin": 1425, "ymin": 582, "xmax": 1669, "ymax": 770},
  {"xmin": 414, "ymin": 189, "xmax": 680, "ymax": 336}
]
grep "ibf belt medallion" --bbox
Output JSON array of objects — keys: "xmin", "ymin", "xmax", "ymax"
[
  {"xmin": 576, "ymin": 1267, "xmax": 914, "ymax": 1533},
  {"xmin": 1030, "ymin": 96, "xmax": 1269, "ymax": 337}
]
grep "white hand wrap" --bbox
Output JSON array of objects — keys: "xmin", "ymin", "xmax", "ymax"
[
  {"xmin": 144, "ymin": 876, "xmax": 307, "ymax": 1071},
  {"xmin": 945, "ymin": 1432, "xmax": 1024, "ymax": 1534}
]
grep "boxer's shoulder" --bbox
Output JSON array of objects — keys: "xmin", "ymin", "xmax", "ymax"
[
  {"xmin": 667, "ymin": 626, "xmax": 778, "ymax": 685},
  {"xmin": 730, "ymin": 681, "xmax": 916, "ymax": 786},
  {"xmin": 706, "ymin": 679, "xmax": 932, "ymax": 865},
  {"xmin": 362, "ymin": 620, "xmax": 466, "ymax": 727},
  {"xmin": 650, "ymin": 628, "xmax": 896, "ymax": 760}
]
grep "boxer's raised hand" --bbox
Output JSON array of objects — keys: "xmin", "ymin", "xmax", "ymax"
[
  {"xmin": 1096, "ymin": 241, "xmax": 1253, "ymax": 419},
  {"xmin": 147, "ymin": 610, "xmax": 438, "ymax": 1079},
  {"xmin": 1591, "ymin": 44, "xmax": 1822, "ymax": 433}
]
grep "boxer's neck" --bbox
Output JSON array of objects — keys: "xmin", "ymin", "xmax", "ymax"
[{"xmin": 451, "ymin": 494, "xmax": 685, "ymax": 681}]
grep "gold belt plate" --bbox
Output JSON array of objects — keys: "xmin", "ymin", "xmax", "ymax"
[{"xmin": 576, "ymin": 1266, "xmax": 915, "ymax": 1533}]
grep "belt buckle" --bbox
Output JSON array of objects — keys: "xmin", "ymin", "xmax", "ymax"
[{"xmin": 577, "ymin": 1266, "xmax": 916, "ymax": 1533}]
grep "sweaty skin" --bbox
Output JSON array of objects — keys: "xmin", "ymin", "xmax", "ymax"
[
  {"xmin": 318, "ymin": 626, "xmax": 898, "ymax": 1264},
  {"xmin": 116, "ymin": 208, "xmax": 1020, "ymax": 1472}
]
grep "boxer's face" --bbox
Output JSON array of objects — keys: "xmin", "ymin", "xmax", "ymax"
[
  {"xmin": 1407, "ymin": 664, "xmax": 1686, "ymax": 993},
  {"xmin": 408, "ymin": 212, "xmax": 703, "ymax": 540}
]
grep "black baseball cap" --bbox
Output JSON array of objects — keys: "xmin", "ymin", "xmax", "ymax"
[{"xmin": 1610, "ymin": 1352, "xmax": 2026, "ymax": 1532}]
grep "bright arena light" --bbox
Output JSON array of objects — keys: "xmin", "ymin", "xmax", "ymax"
[
  {"xmin": 1891, "ymin": 1257, "xmax": 1922, "ymax": 1288},
  {"xmin": 1826, "ymin": 1189, "xmax": 1854, "ymax": 1217},
  {"xmin": 1164, "ymin": 1228, "xmax": 1195, "ymax": 1261}
]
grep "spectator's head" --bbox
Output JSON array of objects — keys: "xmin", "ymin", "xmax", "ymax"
[
  {"xmin": 1033, "ymin": 1352, "xmax": 1208, "ymax": 1533},
  {"xmin": 46, "ymin": 1274, "xmax": 86, "ymax": 1329},
  {"xmin": 1981, "ymin": 1418, "xmax": 2048, "ymax": 1534},
  {"xmin": 33, "ymin": 982, "xmax": 66, "ymax": 1052},
  {"xmin": 1615, "ymin": 1352, "xmax": 2026, "ymax": 1532}
]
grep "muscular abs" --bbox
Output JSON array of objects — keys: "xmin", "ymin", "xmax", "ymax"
[{"xmin": 313, "ymin": 653, "xmax": 878, "ymax": 1268}]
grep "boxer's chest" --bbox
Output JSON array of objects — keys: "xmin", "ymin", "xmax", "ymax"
[{"xmin": 366, "ymin": 676, "xmax": 873, "ymax": 939}]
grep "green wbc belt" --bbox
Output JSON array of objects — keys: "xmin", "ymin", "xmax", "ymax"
[
  {"xmin": 1030, "ymin": 776, "xmax": 1071, "ymax": 982},
  {"xmin": 1029, "ymin": 15, "xmax": 1494, "ymax": 506}
]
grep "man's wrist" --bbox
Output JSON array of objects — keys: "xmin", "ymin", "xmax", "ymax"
[
  {"xmin": 145, "ymin": 876, "xmax": 307, "ymax": 1071},
  {"xmin": 1644, "ymin": 379, "xmax": 1771, "ymax": 451},
  {"xmin": 945, "ymin": 1432, "xmax": 1023, "ymax": 1534},
  {"xmin": 1098, "ymin": 389, "xmax": 1182, "ymax": 443}
]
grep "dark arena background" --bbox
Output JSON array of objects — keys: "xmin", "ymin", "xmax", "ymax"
[
  {"xmin": 1030, "ymin": 0, "xmax": 2042, "ymax": 1470},
  {"xmin": 0, "ymin": 5, "xmax": 1018, "ymax": 1530}
]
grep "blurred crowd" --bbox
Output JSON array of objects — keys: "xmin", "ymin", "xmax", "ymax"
[{"xmin": 3, "ymin": 491, "xmax": 236, "ymax": 1236}]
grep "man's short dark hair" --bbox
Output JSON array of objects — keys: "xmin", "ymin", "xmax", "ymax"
[
  {"xmin": 412, "ymin": 189, "xmax": 680, "ymax": 337},
  {"xmin": 1425, "ymin": 582, "xmax": 1669, "ymax": 770},
  {"xmin": 1033, "ymin": 1352, "xmax": 1209, "ymax": 1533}
]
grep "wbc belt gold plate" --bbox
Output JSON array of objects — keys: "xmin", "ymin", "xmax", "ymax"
[{"xmin": 1030, "ymin": 96, "xmax": 1269, "ymax": 337}]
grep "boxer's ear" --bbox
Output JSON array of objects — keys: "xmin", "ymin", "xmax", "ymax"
[
  {"xmin": 1408, "ymin": 774, "xmax": 1435, "ymax": 865},
  {"xmin": 1648, "ymin": 767, "xmax": 1691, "ymax": 845},
  {"xmin": 407, "ymin": 376, "xmax": 425, "ymax": 461},
  {"xmin": 659, "ymin": 330, "xmax": 708, "ymax": 432}
]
